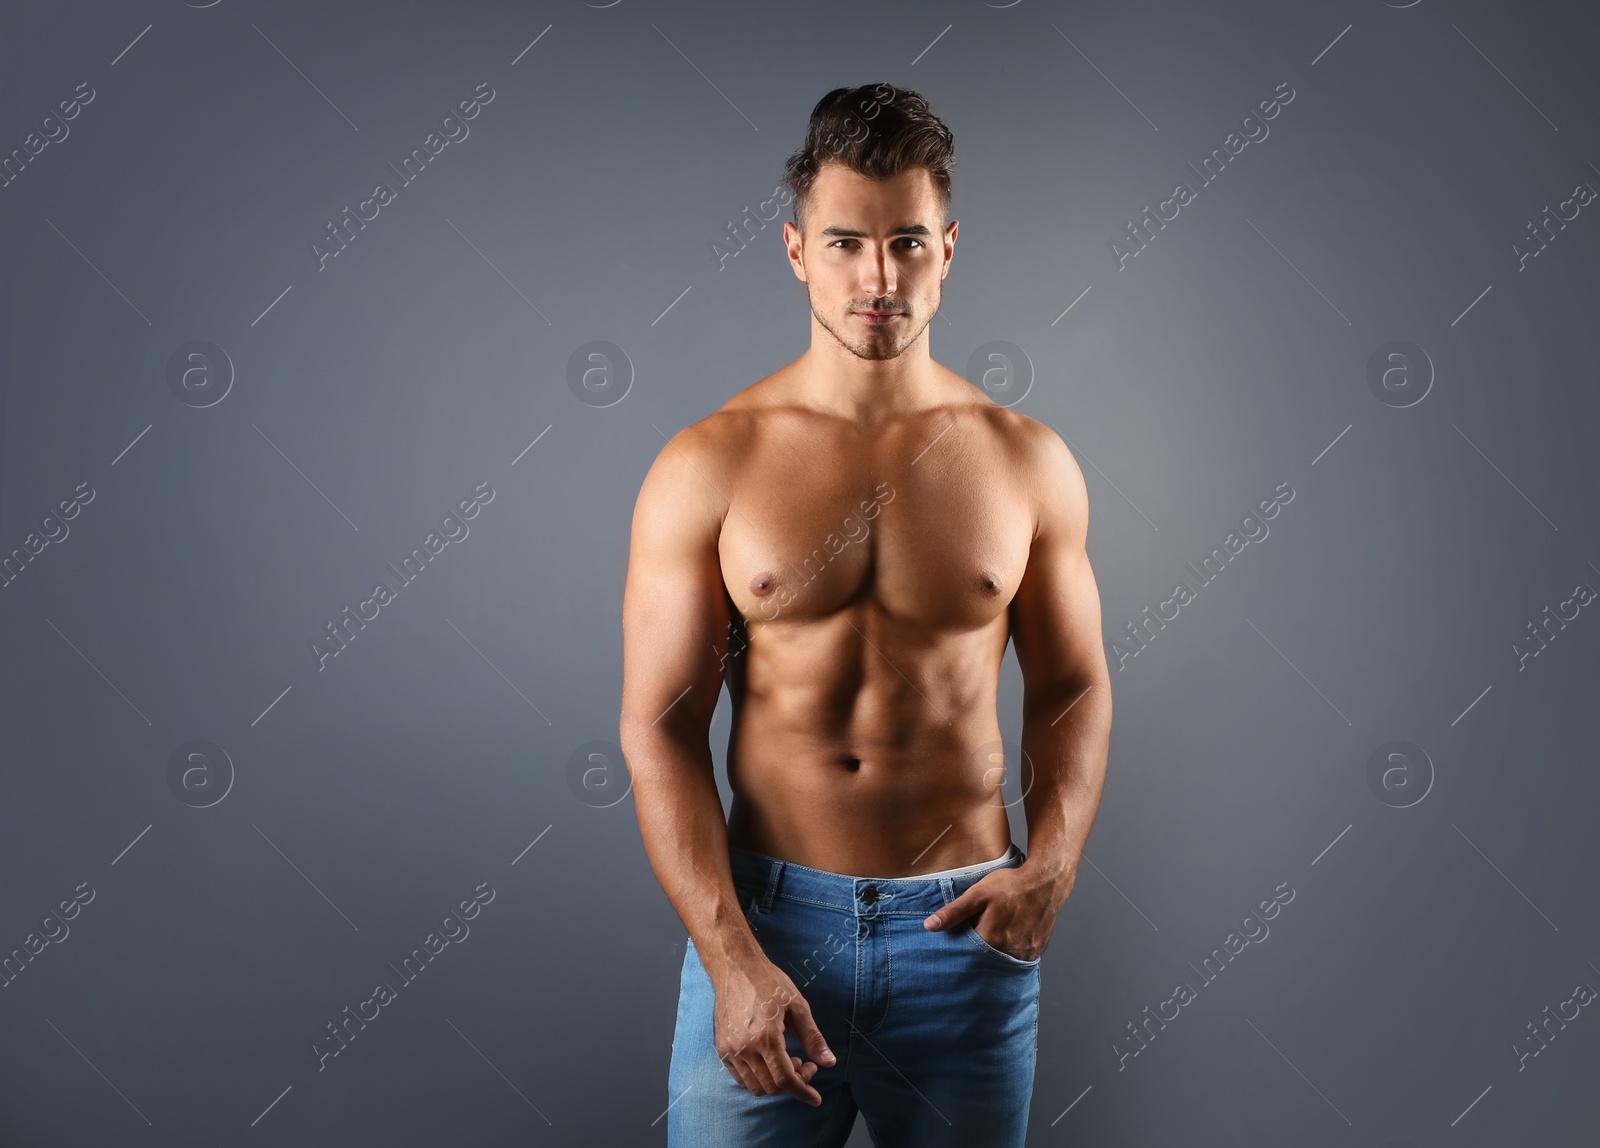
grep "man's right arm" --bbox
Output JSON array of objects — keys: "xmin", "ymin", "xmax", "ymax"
[
  {"xmin": 619, "ymin": 423, "xmax": 834, "ymax": 1104},
  {"xmin": 619, "ymin": 423, "xmax": 755, "ymax": 977}
]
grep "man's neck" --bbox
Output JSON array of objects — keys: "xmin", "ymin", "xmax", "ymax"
[{"xmin": 792, "ymin": 324, "xmax": 948, "ymax": 423}]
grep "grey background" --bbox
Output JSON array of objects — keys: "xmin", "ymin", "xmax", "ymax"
[{"xmin": 1, "ymin": 0, "xmax": 1596, "ymax": 1144}]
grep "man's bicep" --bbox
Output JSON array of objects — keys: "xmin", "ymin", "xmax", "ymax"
[
  {"xmin": 620, "ymin": 433, "xmax": 732, "ymax": 742},
  {"xmin": 1010, "ymin": 431, "xmax": 1109, "ymax": 703}
]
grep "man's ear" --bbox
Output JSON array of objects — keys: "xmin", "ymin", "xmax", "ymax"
[
  {"xmin": 784, "ymin": 220, "xmax": 808, "ymax": 282},
  {"xmin": 941, "ymin": 219, "xmax": 958, "ymax": 279}
]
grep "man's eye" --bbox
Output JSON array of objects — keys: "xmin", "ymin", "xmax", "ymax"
[{"xmin": 826, "ymin": 238, "xmax": 923, "ymax": 249}]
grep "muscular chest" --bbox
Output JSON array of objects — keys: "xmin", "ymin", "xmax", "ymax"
[{"xmin": 718, "ymin": 443, "xmax": 1034, "ymax": 632}]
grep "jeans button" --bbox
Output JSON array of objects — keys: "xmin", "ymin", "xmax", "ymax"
[{"xmin": 860, "ymin": 886, "xmax": 878, "ymax": 904}]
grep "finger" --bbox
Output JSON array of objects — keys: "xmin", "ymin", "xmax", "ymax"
[
  {"xmin": 925, "ymin": 890, "xmax": 983, "ymax": 930},
  {"xmin": 761, "ymin": 1041, "xmax": 822, "ymax": 1106},
  {"xmin": 720, "ymin": 1046, "xmax": 769, "ymax": 1096},
  {"xmin": 738, "ymin": 1048, "xmax": 781, "ymax": 1097},
  {"xmin": 717, "ymin": 1048, "xmax": 752, "ymax": 1092},
  {"xmin": 786, "ymin": 997, "xmax": 836, "ymax": 1066},
  {"xmin": 791, "ymin": 1054, "xmax": 819, "ymax": 1081}
]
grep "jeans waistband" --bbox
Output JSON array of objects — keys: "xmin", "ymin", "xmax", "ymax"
[{"xmin": 728, "ymin": 842, "xmax": 1024, "ymax": 918}]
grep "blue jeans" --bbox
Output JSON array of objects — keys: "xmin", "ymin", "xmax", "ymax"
[{"xmin": 667, "ymin": 842, "xmax": 1041, "ymax": 1146}]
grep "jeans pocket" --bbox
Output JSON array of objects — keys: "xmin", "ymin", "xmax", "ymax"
[
  {"xmin": 968, "ymin": 927, "xmax": 1041, "ymax": 968},
  {"xmin": 964, "ymin": 922, "xmax": 1041, "ymax": 969}
]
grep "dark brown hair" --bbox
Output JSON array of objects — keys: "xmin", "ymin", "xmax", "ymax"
[{"xmin": 783, "ymin": 83, "xmax": 954, "ymax": 230}]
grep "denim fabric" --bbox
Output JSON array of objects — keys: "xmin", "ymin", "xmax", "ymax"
[{"xmin": 667, "ymin": 843, "xmax": 1040, "ymax": 1146}]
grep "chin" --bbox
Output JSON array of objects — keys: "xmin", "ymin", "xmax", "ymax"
[{"xmin": 848, "ymin": 335, "xmax": 909, "ymax": 362}]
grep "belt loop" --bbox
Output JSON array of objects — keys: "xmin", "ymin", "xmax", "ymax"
[
  {"xmin": 760, "ymin": 859, "xmax": 784, "ymax": 912},
  {"xmin": 939, "ymin": 876, "xmax": 955, "ymax": 905}
]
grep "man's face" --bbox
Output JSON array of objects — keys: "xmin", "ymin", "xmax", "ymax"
[{"xmin": 784, "ymin": 163, "xmax": 957, "ymax": 362}]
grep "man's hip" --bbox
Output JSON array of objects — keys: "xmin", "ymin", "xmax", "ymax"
[{"xmin": 667, "ymin": 843, "xmax": 1040, "ymax": 1147}]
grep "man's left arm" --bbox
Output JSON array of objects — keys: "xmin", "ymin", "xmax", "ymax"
[{"xmin": 923, "ymin": 424, "xmax": 1113, "ymax": 960}]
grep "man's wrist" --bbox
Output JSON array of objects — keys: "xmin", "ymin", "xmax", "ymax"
[
  {"xmin": 694, "ymin": 909, "xmax": 767, "ymax": 983},
  {"xmin": 1019, "ymin": 842, "xmax": 1081, "ymax": 907}
]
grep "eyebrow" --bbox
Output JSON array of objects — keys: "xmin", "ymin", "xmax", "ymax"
[{"xmin": 819, "ymin": 223, "xmax": 935, "ymax": 238}]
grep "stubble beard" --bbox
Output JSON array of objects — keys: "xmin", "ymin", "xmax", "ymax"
[{"xmin": 809, "ymin": 284, "xmax": 941, "ymax": 362}]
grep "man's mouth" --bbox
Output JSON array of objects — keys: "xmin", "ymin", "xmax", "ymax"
[{"xmin": 854, "ymin": 309, "xmax": 905, "ymax": 325}]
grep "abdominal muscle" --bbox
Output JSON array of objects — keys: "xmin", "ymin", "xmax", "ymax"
[{"xmin": 722, "ymin": 614, "xmax": 1015, "ymax": 879}]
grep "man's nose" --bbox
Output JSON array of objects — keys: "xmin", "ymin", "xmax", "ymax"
[{"xmin": 860, "ymin": 245, "xmax": 895, "ymax": 297}]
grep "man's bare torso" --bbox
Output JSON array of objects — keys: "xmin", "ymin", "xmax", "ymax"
[{"xmin": 701, "ymin": 364, "xmax": 1044, "ymax": 878}]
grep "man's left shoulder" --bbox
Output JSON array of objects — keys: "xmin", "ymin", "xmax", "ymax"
[
  {"xmin": 966, "ymin": 404, "xmax": 1080, "ymax": 481},
  {"xmin": 959, "ymin": 407, "xmax": 1088, "ymax": 548},
  {"xmin": 933, "ymin": 363, "xmax": 1081, "ymax": 479}
]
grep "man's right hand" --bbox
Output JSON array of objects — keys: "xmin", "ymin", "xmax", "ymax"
[{"xmin": 711, "ymin": 957, "xmax": 836, "ymax": 1106}]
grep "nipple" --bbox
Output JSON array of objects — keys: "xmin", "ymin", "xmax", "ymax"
[{"xmin": 749, "ymin": 571, "xmax": 776, "ymax": 596}]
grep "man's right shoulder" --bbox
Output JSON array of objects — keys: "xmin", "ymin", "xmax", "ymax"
[
  {"xmin": 632, "ymin": 406, "xmax": 763, "ymax": 537},
  {"xmin": 649, "ymin": 407, "xmax": 756, "ymax": 476},
  {"xmin": 649, "ymin": 374, "xmax": 785, "ymax": 473}
]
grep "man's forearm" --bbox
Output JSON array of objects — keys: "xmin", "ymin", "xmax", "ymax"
[
  {"xmin": 1018, "ymin": 677, "xmax": 1112, "ymax": 906},
  {"xmin": 622, "ymin": 729, "xmax": 766, "ymax": 980}
]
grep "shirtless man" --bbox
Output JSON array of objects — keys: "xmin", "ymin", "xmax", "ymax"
[{"xmin": 620, "ymin": 84, "xmax": 1113, "ymax": 1146}]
